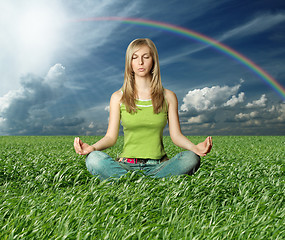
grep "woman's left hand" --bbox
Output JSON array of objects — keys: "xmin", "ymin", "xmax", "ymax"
[{"xmin": 192, "ymin": 136, "xmax": 213, "ymax": 156}]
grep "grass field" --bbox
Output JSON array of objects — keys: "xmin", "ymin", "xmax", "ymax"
[{"xmin": 0, "ymin": 136, "xmax": 284, "ymax": 239}]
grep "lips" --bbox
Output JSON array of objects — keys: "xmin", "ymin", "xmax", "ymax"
[{"xmin": 138, "ymin": 68, "xmax": 145, "ymax": 72}]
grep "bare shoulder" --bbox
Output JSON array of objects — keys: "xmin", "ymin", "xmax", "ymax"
[
  {"xmin": 110, "ymin": 89, "xmax": 123, "ymax": 103},
  {"xmin": 164, "ymin": 88, "xmax": 178, "ymax": 105}
]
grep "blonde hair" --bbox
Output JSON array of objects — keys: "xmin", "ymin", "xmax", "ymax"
[{"xmin": 121, "ymin": 38, "xmax": 165, "ymax": 114}]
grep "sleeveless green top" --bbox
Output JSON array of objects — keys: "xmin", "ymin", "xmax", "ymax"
[{"xmin": 120, "ymin": 98, "xmax": 168, "ymax": 159}]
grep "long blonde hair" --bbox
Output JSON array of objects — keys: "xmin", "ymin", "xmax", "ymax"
[{"xmin": 121, "ymin": 38, "xmax": 166, "ymax": 114}]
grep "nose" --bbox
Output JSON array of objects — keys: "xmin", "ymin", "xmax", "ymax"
[{"xmin": 139, "ymin": 57, "xmax": 144, "ymax": 65}]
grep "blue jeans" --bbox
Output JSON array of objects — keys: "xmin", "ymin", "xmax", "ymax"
[{"xmin": 85, "ymin": 151, "xmax": 200, "ymax": 180}]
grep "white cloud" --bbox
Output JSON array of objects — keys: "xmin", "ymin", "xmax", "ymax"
[
  {"xmin": 88, "ymin": 122, "xmax": 95, "ymax": 129},
  {"xmin": 246, "ymin": 94, "xmax": 267, "ymax": 108},
  {"xmin": 104, "ymin": 106, "xmax": 110, "ymax": 112},
  {"xmin": 180, "ymin": 83, "xmax": 241, "ymax": 112},
  {"xmin": 178, "ymin": 79, "xmax": 285, "ymax": 135},
  {"xmin": 235, "ymin": 111, "xmax": 259, "ymax": 120},
  {"xmin": 224, "ymin": 92, "xmax": 245, "ymax": 107},
  {"xmin": 46, "ymin": 63, "xmax": 65, "ymax": 80},
  {"xmin": 187, "ymin": 114, "xmax": 207, "ymax": 124},
  {"xmin": 276, "ymin": 103, "xmax": 285, "ymax": 122},
  {"xmin": 0, "ymin": 90, "xmax": 20, "ymax": 113},
  {"xmin": 45, "ymin": 63, "xmax": 66, "ymax": 88}
]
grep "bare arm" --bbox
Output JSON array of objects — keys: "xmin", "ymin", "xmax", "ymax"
[
  {"xmin": 165, "ymin": 89, "xmax": 212, "ymax": 156},
  {"xmin": 74, "ymin": 90, "xmax": 121, "ymax": 155}
]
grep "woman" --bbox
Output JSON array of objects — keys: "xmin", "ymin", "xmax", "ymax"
[{"xmin": 74, "ymin": 38, "xmax": 212, "ymax": 180}]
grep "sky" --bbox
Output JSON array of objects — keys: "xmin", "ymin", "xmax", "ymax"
[{"xmin": 0, "ymin": 0, "xmax": 285, "ymax": 136}]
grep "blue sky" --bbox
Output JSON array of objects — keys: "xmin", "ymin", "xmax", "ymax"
[{"xmin": 0, "ymin": 0, "xmax": 285, "ymax": 135}]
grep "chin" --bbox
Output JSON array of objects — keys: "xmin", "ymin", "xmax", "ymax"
[{"xmin": 136, "ymin": 72, "xmax": 151, "ymax": 78}]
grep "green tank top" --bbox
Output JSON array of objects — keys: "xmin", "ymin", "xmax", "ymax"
[{"xmin": 120, "ymin": 98, "xmax": 168, "ymax": 159}]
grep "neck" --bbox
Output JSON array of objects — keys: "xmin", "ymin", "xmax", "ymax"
[{"xmin": 134, "ymin": 75, "xmax": 152, "ymax": 91}]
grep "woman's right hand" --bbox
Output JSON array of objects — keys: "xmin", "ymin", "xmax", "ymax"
[
  {"xmin": 74, "ymin": 137, "xmax": 95, "ymax": 155},
  {"xmin": 192, "ymin": 136, "xmax": 213, "ymax": 157}
]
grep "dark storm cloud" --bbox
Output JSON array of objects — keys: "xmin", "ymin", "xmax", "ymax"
[{"xmin": 0, "ymin": 64, "xmax": 107, "ymax": 135}]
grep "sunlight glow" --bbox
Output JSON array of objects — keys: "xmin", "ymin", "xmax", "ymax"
[
  {"xmin": 18, "ymin": 5, "xmax": 61, "ymax": 51},
  {"xmin": 19, "ymin": 10, "xmax": 54, "ymax": 48}
]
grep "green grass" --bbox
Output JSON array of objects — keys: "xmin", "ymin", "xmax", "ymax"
[{"xmin": 0, "ymin": 136, "xmax": 284, "ymax": 239}]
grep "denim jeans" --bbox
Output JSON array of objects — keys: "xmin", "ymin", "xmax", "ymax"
[{"xmin": 85, "ymin": 151, "xmax": 200, "ymax": 180}]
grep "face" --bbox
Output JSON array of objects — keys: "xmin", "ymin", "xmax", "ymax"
[{"xmin": 131, "ymin": 45, "xmax": 153, "ymax": 78}]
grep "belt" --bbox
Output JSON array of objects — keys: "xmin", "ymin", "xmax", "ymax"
[{"xmin": 118, "ymin": 155, "xmax": 169, "ymax": 164}]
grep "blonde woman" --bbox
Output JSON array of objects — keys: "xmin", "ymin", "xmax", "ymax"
[{"xmin": 74, "ymin": 38, "xmax": 212, "ymax": 180}]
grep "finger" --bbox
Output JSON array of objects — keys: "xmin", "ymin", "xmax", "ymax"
[
  {"xmin": 74, "ymin": 137, "xmax": 78, "ymax": 146},
  {"xmin": 74, "ymin": 137, "xmax": 82, "ymax": 154},
  {"xmin": 74, "ymin": 137, "xmax": 79, "ymax": 153},
  {"xmin": 203, "ymin": 139, "xmax": 211, "ymax": 154},
  {"xmin": 74, "ymin": 145, "xmax": 81, "ymax": 154},
  {"xmin": 76, "ymin": 137, "xmax": 80, "ymax": 146},
  {"xmin": 207, "ymin": 137, "xmax": 213, "ymax": 153},
  {"xmin": 207, "ymin": 136, "xmax": 212, "ymax": 147},
  {"xmin": 206, "ymin": 137, "xmax": 210, "ymax": 146},
  {"xmin": 205, "ymin": 137, "xmax": 210, "ymax": 146}
]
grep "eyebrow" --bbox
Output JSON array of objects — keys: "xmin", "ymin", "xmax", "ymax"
[{"xmin": 132, "ymin": 53, "xmax": 150, "ymax": 56}]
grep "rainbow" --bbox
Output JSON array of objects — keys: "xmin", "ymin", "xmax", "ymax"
[{"xmin": 76, "ymin": 17, "xmax": 285, "ymax": 101}]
